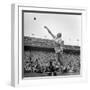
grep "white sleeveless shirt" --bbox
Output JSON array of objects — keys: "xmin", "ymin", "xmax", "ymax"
[{"xmin": 54, "ymin": 37, "xmax": 63, "ymax": 53}]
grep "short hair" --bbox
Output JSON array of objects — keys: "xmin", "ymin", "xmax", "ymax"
[{"xmin": 57, "ymin": 33, "xmax": 62, "ymax": 38}]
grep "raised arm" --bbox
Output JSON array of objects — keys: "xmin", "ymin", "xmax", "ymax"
[{"xmin": 44, "ymin": 26, "xmax": 55, "ymax": 39}]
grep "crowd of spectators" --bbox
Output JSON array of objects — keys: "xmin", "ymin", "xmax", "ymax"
[{"xmin": 24, "ymin": 50, "xmax": 80, "ymax": 76}]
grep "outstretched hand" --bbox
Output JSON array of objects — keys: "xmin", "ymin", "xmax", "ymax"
[{"xmin": 44, "ymin": 26, "xmax": 48, "ymax": 30}]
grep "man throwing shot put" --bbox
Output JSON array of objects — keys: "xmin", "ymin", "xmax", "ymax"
[{"xmin": 44, "ymin": 26, "xmax": 64, "ymax": 71}]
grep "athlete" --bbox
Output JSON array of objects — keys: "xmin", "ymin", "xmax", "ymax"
[{"xmin": 44, "ymin": 26, "xmax": 64, "ymax": 67}]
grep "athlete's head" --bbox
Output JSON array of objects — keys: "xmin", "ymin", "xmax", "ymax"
[{"xmin": 57, "ymin": 33, "xmax": 62, "ymax": 38}]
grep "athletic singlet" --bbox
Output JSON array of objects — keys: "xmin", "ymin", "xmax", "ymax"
[{"xmin": 54, "ymin": 38, "xmax": 63, "ymax": 53}]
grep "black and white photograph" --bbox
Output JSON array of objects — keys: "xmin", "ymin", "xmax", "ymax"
[{"xmin": 23, "ymin": 10, "xmax": 81, "ymax": 78}]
